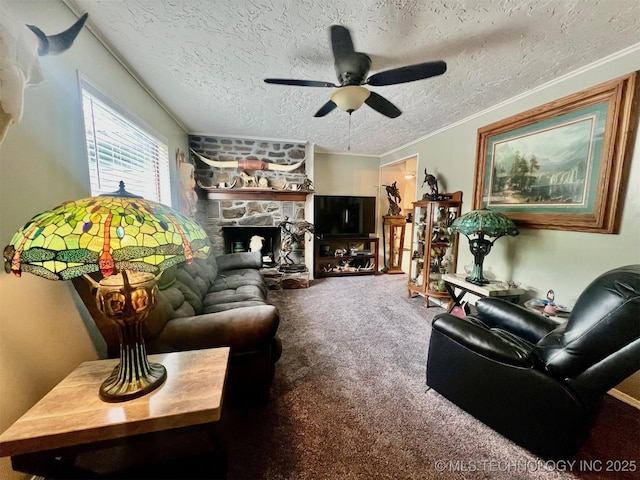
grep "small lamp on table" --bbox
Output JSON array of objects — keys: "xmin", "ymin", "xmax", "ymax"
[{"xmin": 450, "ymin": 208, "xmax": 519, "ymax": 286}]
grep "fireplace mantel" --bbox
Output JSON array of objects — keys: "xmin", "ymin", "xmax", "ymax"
[{"xmin": 204, "ymin": 189, "xmax": 311, "ymax": 201}]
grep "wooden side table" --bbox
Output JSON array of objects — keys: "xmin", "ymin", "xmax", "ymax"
[
  {"xmin": 442, "ymin": 273, "xmax": 525, "ymax": 314},
  {"xmin": 0, "ymin": 347, "xmax": 230, "ymax": 479}
]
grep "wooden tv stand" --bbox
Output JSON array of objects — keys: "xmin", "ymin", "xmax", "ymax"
[{"xmin": 314, "ymin": 236, "xmax": 379, "ymax": 278}]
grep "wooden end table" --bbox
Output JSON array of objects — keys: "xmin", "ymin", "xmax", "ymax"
[
  {"xmin": 442, "ymin": 273, "xmax": 525, "ymax": 314},
  {"xmin": 0, "ymin": 347, "xmax": 230, "ymax": 479}
]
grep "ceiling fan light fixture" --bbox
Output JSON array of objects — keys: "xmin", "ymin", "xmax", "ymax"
[{"xmin": 331, "ymin": 85, "xmax": 370, "ymax": 113}]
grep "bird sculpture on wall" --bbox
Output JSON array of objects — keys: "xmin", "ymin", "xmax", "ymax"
[{"xmin": 0, "ymin": 7, "xmax": 88, "ymax": 143}]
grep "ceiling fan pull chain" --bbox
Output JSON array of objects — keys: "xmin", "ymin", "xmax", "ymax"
[{"xmin": 348, "ymin": 113, "xmax": 352, "ymax": 151}]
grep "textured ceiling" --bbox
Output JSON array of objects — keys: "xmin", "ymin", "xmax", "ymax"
[{"xmin": 64, "ymin": 0, "xmax": 639, "ymax": 155}]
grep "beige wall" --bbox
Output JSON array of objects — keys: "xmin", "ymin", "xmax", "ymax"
[
  {"xmin": 0, "ymin": 1, "xmax": 188, "ymax": 478},
  {"xmin": 313, "ymin": 151, "xmax": 382, "ymax": 266},
  {"xmin": 381, "ymin": 49, "xmax": 640, "ymax": 401},
  {"xmin": 313, "ymin": 151, "xmax": 380, "ymax": 197}
]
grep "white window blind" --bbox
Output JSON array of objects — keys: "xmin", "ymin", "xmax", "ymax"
[{"xmin": 81, "ymin": 82, "xmax": 171, "ymax": 205}]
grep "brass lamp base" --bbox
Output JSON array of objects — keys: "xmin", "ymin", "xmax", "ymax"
[
  {"xmin": 100, "ymin": 363, "xmax": 167, "ymax": 402},
  {"xmin": 99, "ymin": 321, "xmax": 167, "ymax": 402},
  {"xmin": 89, "ymin": 270, "xmax": 167, "ymax": 402}
]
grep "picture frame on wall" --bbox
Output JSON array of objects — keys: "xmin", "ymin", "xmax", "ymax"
[{"xmin": 472, "ymin": 72, "xmax": 638, "ymax": 233}]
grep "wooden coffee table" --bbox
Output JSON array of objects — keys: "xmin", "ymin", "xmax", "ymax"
[{"xmin": 0, "ymin": 347, "xmax": 229, "ymax": 479}]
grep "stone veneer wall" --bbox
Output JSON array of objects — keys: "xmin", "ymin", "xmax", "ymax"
[
  {"xmin": 189, "ymin": 136, "xmax": 308, "ymax": 189},
  {"xmin": 189, "ymin": 136, "xmax": 310, "ymax": 260}
]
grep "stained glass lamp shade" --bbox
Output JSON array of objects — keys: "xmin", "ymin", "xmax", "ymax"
[
  {"xmin": 450, "ymin": 209, "xmax": 519, "ymax": 285},
  {"xmin": 4, "ymin": 182, "xmax": 210, "ymax": 401}
]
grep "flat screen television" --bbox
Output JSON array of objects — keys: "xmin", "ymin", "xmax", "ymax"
[{"xmin": 314, "ymin": 195, "xmax": 376, "ymax": 238}]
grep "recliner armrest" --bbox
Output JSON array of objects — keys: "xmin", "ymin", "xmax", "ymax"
[
  {"xmin": 476, "ymin": 298, "xmax": 560, "ymax": 343},
  {"xmin": 432, "ymin": 313, "xmax": 533, "ymax": 367}
]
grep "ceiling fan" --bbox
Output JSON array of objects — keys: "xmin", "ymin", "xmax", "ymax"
[{"xmin": 264, "ymin": 25, "xmax": 447, "ymax": 119}]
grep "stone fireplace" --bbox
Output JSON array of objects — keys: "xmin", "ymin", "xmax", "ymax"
[{"xmin": 189, "ymin": 135, "xmax": 313, "ymax": 267}]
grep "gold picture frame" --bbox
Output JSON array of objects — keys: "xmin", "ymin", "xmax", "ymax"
[{"xmin": 472, "ymin": 72, "xmax": 638, "ymax": 233}]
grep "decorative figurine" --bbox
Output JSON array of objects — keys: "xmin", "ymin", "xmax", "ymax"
[
  {"xmin": 383, "ymin": 181, "xmax": 402, "ymax": 216},
  {"xmin": 299, "ymin": 177, "xmax": 315, "ymax": 191},
  {"xmin": 249, "ymin": 235, "xmax": 265, "ymax": 253},
  {"xmin": 240, "ymin": 171, "xmax": 257, "ymax": 187},
  {"xmin": 278, "ymin": 217, "xmax": 314, "ymax": 265},
  {"xmin": 543, "ymin": 289, "xmax": 557, "ymax": 316},
  {"xmin": 422, "ymin": 168, "xmax": 439, "ymax": 197},
  {"xmin": 421, "ymin": 168, "xmax": 452, "ymax": 201},
  {"xmin": 176, "ymin": 149, "xmax": 198, "ymax": 217},
  {"xmin": 217, "ymin": 178, "xmax": 237, "ymax": 189}
]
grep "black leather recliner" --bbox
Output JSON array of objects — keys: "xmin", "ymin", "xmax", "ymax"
[{"xmin": 426, "ymin": 265, "xmax": 640, "ymax": 458}]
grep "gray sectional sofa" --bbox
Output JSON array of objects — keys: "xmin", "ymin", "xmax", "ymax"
[{"xmin": 74, "ymin": 251, "xmax": 282, "ymax": 405}]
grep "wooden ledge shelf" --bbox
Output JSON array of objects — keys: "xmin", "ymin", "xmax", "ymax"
[{"xmin": 204, "ymin": 189, "xmax": 311, "ymax": 201}]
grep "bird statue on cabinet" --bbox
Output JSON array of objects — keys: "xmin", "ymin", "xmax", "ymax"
[{"xmin": 422, "ymin": 168, "xmax": 439, "ymax": 197}]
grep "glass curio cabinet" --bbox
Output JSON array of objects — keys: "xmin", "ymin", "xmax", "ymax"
[{"xmin": 407, "ymin": 191, "xmax": 462, "ymax": 307}]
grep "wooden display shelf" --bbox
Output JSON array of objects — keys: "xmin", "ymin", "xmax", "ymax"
[
  {"xmin": 314, "ymin": 237, "xmax": 379, "ymax": 278},
  {"xmin": 407, "ymin": 191, "xmax": 463, "ymax": 307},
  {"xmin": 317, "ymin": 253, "xmax": 378, "ymax": 277},
  {"xmin": 317, "ymin": 269, "xmax": 376, "ymax": 277},
  {"xmin": 204, "ymin": 189, "xmax": 311, "ymax": 201}
]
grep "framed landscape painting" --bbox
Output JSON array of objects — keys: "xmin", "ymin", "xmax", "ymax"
[{"xmin": 472, "ymin": 72, "xmax": 638, "ymax": 233}]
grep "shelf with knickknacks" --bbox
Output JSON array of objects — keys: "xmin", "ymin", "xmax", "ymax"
[
  {"xmin": 407, "ymin": 170, "xmax": 462, "ymax": 306},
  {"xmin": 191, "ymin": 149, "xmax": 314, "ymax": 201},
  {"xmin": 314, "ymin": 237, "xmax": 379, "ymax": 277}
]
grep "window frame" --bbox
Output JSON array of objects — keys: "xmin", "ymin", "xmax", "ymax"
[{"xmin": 79, "ymin": 77, "xmax": 172, "ymax": 206}]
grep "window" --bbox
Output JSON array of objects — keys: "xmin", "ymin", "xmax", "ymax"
[{"xmin": 81, "ymin": 81, "xmax": 171, "ymax": 205}]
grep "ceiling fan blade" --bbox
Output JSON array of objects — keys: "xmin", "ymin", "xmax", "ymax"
[
  {"xmin": 330, "ymin": 25, "xmax": 355, "ymax": 59},
  {"xmin": 365, "ymin": 91, "xmax": 402, "ymax": 118},
  {"xmin": 366, "ymin": 61, "xmax": 447, "ymax": 86},
  {"xmin": 264, "ymin": 78, "xmax": 336, "ymax": 88},
  {"xmin": 314, "ymin": 100, "xmax": 337, "ymax": 117}
]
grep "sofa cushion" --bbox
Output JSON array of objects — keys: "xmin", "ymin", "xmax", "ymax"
[
  {"xmin": 204, "ymin": 284, "xmax": 265, "ymax": 305},
  {"xmin": 153, "ymin": 305, "xmax": 280, "ymax": 354},
  {"xmin": 216, "ymin": 252, "xmax": 262, "ymax": 271},
  {"xmin": 211, "ymin": 268, "xmax": 267, "ymax": 296}
]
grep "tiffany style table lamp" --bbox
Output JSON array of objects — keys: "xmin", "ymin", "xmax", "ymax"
[
  {"xmin": 449, "ymin": 209, "xmax": 519, "ymax": 285},
  {"xmin": 3, "ymin": 182, "xmax": 210, "ymax": 402}
]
